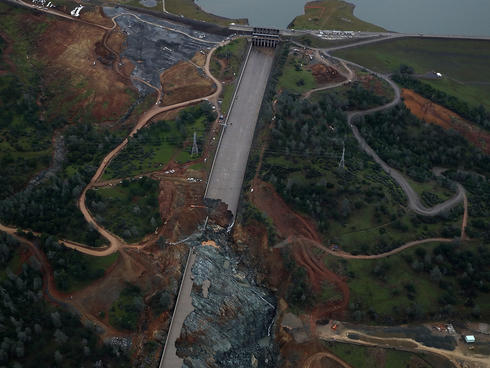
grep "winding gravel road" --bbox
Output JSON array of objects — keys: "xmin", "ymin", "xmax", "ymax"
[
  {"xmin": 76, "ymin": 43, "xmax": 224, "ymax": 255},
  {"xmin": 325, "ymin": 54, "xmax": 465, "ymax": 217}
]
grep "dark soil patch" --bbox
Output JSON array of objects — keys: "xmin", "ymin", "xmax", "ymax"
[{"xmin": 309, "ymin": 63, "xmax": 345, "ymax": 85}]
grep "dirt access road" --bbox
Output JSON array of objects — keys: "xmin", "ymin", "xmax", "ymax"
[
  {"xmin": 303, "ymin": 351, "xmax": 353, "ymax": 368},
  {"xmin": 302, "ymin": 50, "xmax": 354, "ymax": 99},
  {"xmin": 323, "ymin": 54, "xmax": 466, "ymax": 217},
  {"xmin": 76, "ymin": 42, "xmax": 224, "ymax": 255},
  {"xmin": 317, "ymin": 325, "xmax": 490, "ymax": 368},
  {"xmin": 205, "ymin": 45, "xmax": 275, "ymax": 216},
  {"xmin": 0, "ymin": 11, "xmax": 226, "ymax": 256},
  {"xmin": 0, "ymin": 224, "xmax": 125, "ymax": 337}
]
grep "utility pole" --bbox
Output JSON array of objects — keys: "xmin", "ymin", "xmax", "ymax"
[
  {"xmin": 338, "ymin": 141, "xmax": 345, "ymax": 169},
  {"xmin": 191, "ymin": 131, "xmax": 199, "ymax": 156}
]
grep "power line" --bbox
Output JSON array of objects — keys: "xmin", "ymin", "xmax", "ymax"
[
  {"xmin": 191, "ymin": 131, "xmax": 198, "ymax": 156},
  {"xmin": 338, "ymin": 140, "xmax": 345, "ymax": 169}
]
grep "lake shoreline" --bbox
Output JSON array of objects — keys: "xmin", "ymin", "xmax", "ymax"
[{"xmin": 193, "ymin": 0, "xmax": 490, "ymax": 36}]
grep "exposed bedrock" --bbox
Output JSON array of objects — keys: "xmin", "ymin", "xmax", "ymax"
[{"xmin": 177, "ymin": 226, "xmax": 277, "ymax": 368}]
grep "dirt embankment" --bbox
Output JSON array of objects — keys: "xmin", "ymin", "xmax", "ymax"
[
  {"xmin": 308, "ymin": 62, "xmax": 345, "ymax": 85},
  {"xmin": 35, "ymin": 11, "xmax": 135, "ymax": 123},
  {"xmin": 403, "ymin": 88, "xmax": 490, "ymax": 154},
  {"xmin": 250, "ymin": 179, "xmax": 350, "ymax": 320},
  {"xmin": 160, "ymin": 60, "xmax": 216, "ymax": 106},
  {"xmin": 251, "ymin": 180, "xmax": 318, "ymax": 241}
]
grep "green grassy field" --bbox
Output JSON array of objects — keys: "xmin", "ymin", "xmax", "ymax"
[
  {"xmin": 277, "ymin": 52, "xmax": 317, "ymax": 94},
  {"xmin": 103, "ymin": 104, "xmax": 214, "ymax": 179},
  {"xmin": 327, "ymin": 342, "xmax": 453, "ymax": 368},
  {"xmin": 165, "ymin": 0, "xmax": 245, "ymax": 26},
  {"xmin": 334, "ymin": 38, "xmax": 490, "ymax": 109},
  {"xmin": 323, "ymin": 241, "xmax": 489, "ymax": 322},
  {"xmin": 220, "ymin": 83, "xmax": 235, "ymax": 114},
  {"xmin": 289, "ymin": 0, "xmax": 385, "ymax": 32},
  {"xmin": 86, "ymin": 177, "xmax": 161, "ymax": 243},
  {"xmin": 65, "ymin": 253, "xmax": 119, "ymax": 292}
]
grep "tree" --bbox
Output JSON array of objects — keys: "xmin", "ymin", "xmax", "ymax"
[
  {"xmin": 50, "ymin": 312, "xmax": 61, "ymax": 328},
  {"xmin": 340, "ymin": 198, "xmax": 351, "ymax": 218},
  {"xmin": 159, "ymin": 292, "xmax": 171, "ymax": 311},
  {"xmin": 430, "ymin": 266, "xmax": 442, "ymax": 282},
  {"xmin": 54, "ymin": 329, "xmax": 68, "ymax": 344},
  {"xmin": 54, "ymin": 350, "xmax": 63, "ymax": 363}
]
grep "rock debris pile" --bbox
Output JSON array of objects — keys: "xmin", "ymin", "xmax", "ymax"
[{"xmin": 177, "ymin": 225, "xmax": 277, "ymax": 368}]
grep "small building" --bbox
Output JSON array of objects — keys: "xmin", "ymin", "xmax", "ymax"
[{"xmin": 464, "ymin": 335, "xmax": 476, "ymax": 343}]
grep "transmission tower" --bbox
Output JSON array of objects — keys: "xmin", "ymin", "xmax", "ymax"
[
  {"xmin": 338, "ymin": 141, "xmax": 345, "ymax": 169},
  {"xmin": 191, "ymin": 131, "xmax": 199, "ymax": 156}
]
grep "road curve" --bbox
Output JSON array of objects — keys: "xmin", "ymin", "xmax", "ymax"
[
  {"xmin": 302, "ymin": 51, "xmax": 354, "ymax": 99},
  {"xmin": 325, "ymin": 54, "xmax": 465, "ymax": 216},
  {"xmin": 1, "ymin": 44, "xmax": 224, "ymax": 256},
  {"xmin": 298, "ymin": 236, "xmax": 455, "ymax": 260},
  {"xmin": 303, "ymin": 352, "xmax": 353, "ymax": 368},
  {"xmin": 323, "ymin": 34, "xmax": 405, "ymax": 53},
  {"xmin": 111, "ymin": 12, "xmax": 219, "ymax": 45},
  {"xmin": 76, "ymin": 45, "xmax": 223, "ymax": 255}
]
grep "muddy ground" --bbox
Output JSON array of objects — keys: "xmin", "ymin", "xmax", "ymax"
[
  {"xmin": 36, "ymin": 11, "xmax": 135, "ymax": 123},
  {"xmin": 308, "ymin": 62, "xmax": 345, "ymax": 85},
  {"xmin": 160, "ymin": 60, "xmax": 215, "ymax": 105}
]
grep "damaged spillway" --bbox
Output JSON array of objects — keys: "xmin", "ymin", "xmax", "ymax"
[{"xmin": 176, "ymin": 226, "xmax": 277, "ymax": 368}]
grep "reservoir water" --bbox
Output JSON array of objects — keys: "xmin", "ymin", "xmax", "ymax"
[{"xmin": 196, "ymin": 0, "xmax": 490, "ymax": 36}]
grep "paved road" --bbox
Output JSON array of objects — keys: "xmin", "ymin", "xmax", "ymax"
[
  {"xmin": 324, "ymin": 54, "xmax": 465, "ymax": 216},
  {"xmin": 159, "ymin": 248, "xmax": 196, "ymax": 368},
  {"xmin": 205, "ymin": 45, "xmax": 275, "ymax": 215}
]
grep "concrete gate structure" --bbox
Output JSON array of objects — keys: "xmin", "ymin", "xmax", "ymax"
[{"xmin": 251, "ymin": 27, "xmax": 280, "ymax": 47}]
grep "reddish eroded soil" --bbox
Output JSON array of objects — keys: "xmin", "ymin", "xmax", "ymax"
[
  {"xmin": 251, "ymin": 179, "xmax": 319, "ymax": 240},
  {"xmin": 250, "ymin": 179, "xmax": 350, "ymax": 320},
  {"xmin": 35, "ymin": 12, "xmax": 135, "ymax": 123},
  {"xmin": 150, "ymin": 174, "xmax": 208, "ymax": 243},
  {"xmin": 402, "ymin": 88, "xmax": 490, "ymax": 153},
  {"xmin": 308, "ymin": 63, "xmax": 345, "ymax": 85},
  {"xmin": 293, "ymin": 241, "xmax": 349, "ymax": 321},
  {"xmin": 233, "ymin": 221, "xmax": 289, "ymax": 289},
  {"xmin": 160, "ymin": 61, "xmax": 216, "ymax": 106},
  {"xmin": 357, "ymin": 72, "xmax": 392, "ymax": 98}
]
